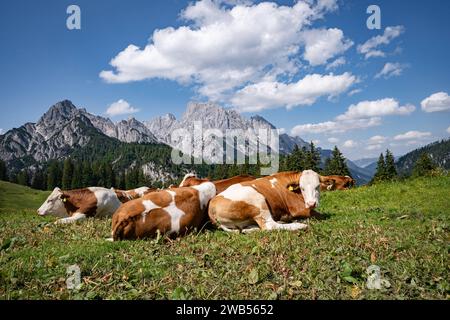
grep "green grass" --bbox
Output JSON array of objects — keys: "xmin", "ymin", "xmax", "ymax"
[
  {"xmin": 0, "ymin": 181, "xmax": 50, "ymax": 210},
  {"xmin": 0, "ymin": 177, "xmax": 448, "ymax": 300}
]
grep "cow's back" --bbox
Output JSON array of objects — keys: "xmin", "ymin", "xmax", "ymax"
[{"xmin": 88, "ymin": 187, "xmax": 121, "ymax": 217}]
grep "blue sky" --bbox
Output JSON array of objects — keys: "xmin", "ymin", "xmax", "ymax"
[{"xmin": 0, "ymin": 0, "xmax": 449, "ymax": 160}]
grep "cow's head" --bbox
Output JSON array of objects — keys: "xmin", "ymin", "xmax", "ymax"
[
  {"xmin": 320, "ymin": 177, "xmax": 337, "ymax": 191},
  {"xmin": 299, "ymin": 170, "xmax": 321, "ymax": 209},
  {"xmin": 37, "ymin": 187, "xmax": 69, "ymax": 217}
]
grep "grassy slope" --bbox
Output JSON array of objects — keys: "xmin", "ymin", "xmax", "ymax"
[
  {"xmin": 0, "ymin": 177, "xmax": 448, "ymax": 300},
  {"xmin": 0, "ymin": 181, "xmax": 50, "ymax": 210}
]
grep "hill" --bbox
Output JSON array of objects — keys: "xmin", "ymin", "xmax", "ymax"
[
  {"xmin": 0, "ymin": 176, "xmax": 448, "ymax": 299},
  {"xmin": 0, "ymin": 180, "xmax": 49, "ymax": 210},
  {"xmin": 396, "ymin": 139, "xmax": 450, "ymax": 175}
]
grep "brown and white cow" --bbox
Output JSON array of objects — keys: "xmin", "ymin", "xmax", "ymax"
[
  {"xmin": 320, "ymin": 175, "xmax": 356, "ymax": 191},
  {"xmin": 38, "ymin": 187, "xmax": 126, "ymax": 224},
  {"xmin": 112, "ymin": 187, "xmax": 156, "ymax": 202},
  {"xmin": 208, "ymin": 170, "xmax": 323, "ymax": 233},
  {"xmin": 111, "ymin": 175, "xmax": 256, "ymax": 240},
  {"xmin": 179, "ymin": 173, "xmax": 256, "ymax": 193}
]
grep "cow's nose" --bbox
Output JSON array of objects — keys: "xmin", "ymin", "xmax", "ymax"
[{"xmin": 306, "ymin": 201, "xmax": 316, "ymax": 208}]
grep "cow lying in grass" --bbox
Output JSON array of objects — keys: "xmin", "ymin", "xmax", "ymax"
[
  {"xmin": 179, "ymin": 173, "xmax": 255, "ymax": 193},
  {"xmin": 111, "ymin": 175, "xmax": 255, "ymax": 240},
  {"xmin": 208, "ymin": 170, "xmax": 323, "ymax": 233},
  {"xmin": 37, "ymin": 186, "xmax": 151, "ymax": 224},
  {"xmin": 112, "ymin": 187, "xmax": 155, "ymax": 202},
  {"xmin": 320, "ymin": 175, "xmax": 355, "ymax": 191}
]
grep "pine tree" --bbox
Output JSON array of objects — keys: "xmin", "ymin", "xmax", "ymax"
[
  {"xmin": 82, "ymin": 161, "xmax": 94, "ymax": 187},
  {"xmin": 117, "ymin": 171, "xmax": 126, "ymax": 190},
  {"xmin": 71, "ymin": 163, "xmax": 83, "ymax": 189},
  {"xmin": 287, "ymin": 145, "xmax": 305, "ymax": 171},
  {"xmin": 372, "ymin": 153, "xmax": 386, "ymax": 183},
  {"xmin": 0, "ymin": 160, "xmax": 7, "ymax": 181},
  {"xmin": 323, "ymin": 146, "xmax": 350, "ymax": 176},
  {"xmin": 17, "ymin": 170, "xmax": 29, "ymax": 186},
  {"xmin": 31, "ymin": 169, "xmax": 46, "ymax": 190},
  {"xmin": 62, "ymin": 159, "xmax": 74, "ymax": 189},
  {"xmin": 303, "ymin": 141, "xmax": 321, "ymax": 172},
  {"xmin": 412, "ymin": 153, "xmax": 436, "ymax": 177},
  {"xmin": 47, "ymin": 161, "xmax": 61, "ymax": 190},
  {"xmin": 384, "ymin": 149, "xmax": 397, "ymax": 180}
]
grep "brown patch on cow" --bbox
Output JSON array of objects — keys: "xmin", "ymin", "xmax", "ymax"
[
  {"xmin": 208, "ymin": 196, "xmax": 262, "ymax": 229},
  {"xmin": 213, "ymin": 174, "xmax": 255, "ymax": 193},
  {"xmin": 60, "ymin": 189, "xmax": 98, "ymax": 217}
]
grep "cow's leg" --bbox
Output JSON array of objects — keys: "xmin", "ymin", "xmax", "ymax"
[
  {"xmin": 255, "ymin": 211, "xmax": 308, "ymax": 231},
  {"xmin": 54, "ymin": 212, "xmax": 87, "ymax": 224},
  {"xmin": 218, "ymin": 225, "xmax": 240, "ymax": 233},
  {"xmin": 241, "ymin": 225, "xmax": 261, "ymax": 233}
]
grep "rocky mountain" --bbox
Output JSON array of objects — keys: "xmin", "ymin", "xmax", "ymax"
[
  {"xmin": 146, "ymin": 101, "xmax": 308, "ymax": 157},
  {"xmin": 396, "ymin": 139, "xmax": 450, "ymax": 175},
  {"xmin": 0, "ymin": 99, "xmax": 377, "ymax": 184}
]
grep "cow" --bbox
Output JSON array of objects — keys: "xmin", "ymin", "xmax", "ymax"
[
  {"xmin": 112, "ymin": 186, "xmax": 156, "ymax": 202},
  {"xmin": 37, "ymin": 187, "xmax": 134, "ymax": 224},
  {"xmin": 179, "ymin": 173, "xmax": 255, "ymax": 193},
  {"xmin": 208, "ymin": 170, "xmax": 324, "ymax": 233},
  {"xmin": 111, "ymin": 175, "xmax": 256, "ymax": 240},
  {"xmin": 320, "ymin": 175, "xmax": 356, "ymax": 191}
]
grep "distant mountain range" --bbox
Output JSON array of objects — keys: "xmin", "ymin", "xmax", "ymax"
[{"xmin": 0, "ymin": 100, "xmax": 382, "ymax": 184}]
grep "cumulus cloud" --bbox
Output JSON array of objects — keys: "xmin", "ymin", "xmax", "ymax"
[
  {"xmin": 357, "ymin": 25, "xmax": 405, "ymax": 59},
  {"xmin": 394, "ymin": 130, "xmax": 431, "ymax": 140},
  {"xmin": 100, "ymin": 0, "xmax": 339, "ymax": 102},
  {"xmin": 343, "ymin": 140, "xmax": 358, "ymax": 148},
  {"xmin": 368, "ymin": 135, "xmax": 387, "ymax": 144},
  {"xmin": 0, "ymin": 128, "xmax": 3, "ymax": 135},
  {"xmin": 231, "ymin": 72, "xmax": 356, "ymax": 112},
  {"xmin": 447, "ymin": 126, "xmax": 450, "ymax": 134},
  {"xmin": 290, "ymin": 97, "xmax": 414, "ymax": 135},
  {"xmin": 375, "ymin": 62, "xmax": 406, "ymax": 79},
  {"xmin": 291, "ymin": 117, "xmax": 381, "ymax": 135},
  {"xmin": 421, "ymin": 92, "xmax": 450, "ymax": 112},
  {"xmin": 336, "ymin": 98, "xmax": 415, "ymax": 121},
  {"xmin": 301, "ymin": 28, "xmax": 353, "ymax": 66},
  {"xmin": 106, "ymin": 99, "xmax": 139, "ymax": 116}
]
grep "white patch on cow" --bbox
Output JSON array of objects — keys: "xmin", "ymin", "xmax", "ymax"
[
  {"xmin": 88, "ymin": 187, "xmax": 122, "ymax": 217},
  {"xmin": 269, "ymin": 178, "xmax": 277, "ymax": 188},
  {"xmin": 221, "ymin": 184, "xmax": 266, "ymax": 210},
  {"xmin": 299, "ymin": 170, "xmax": 321, "ymax": 208},
  {"xmin": 179, "ymin": 173, "xmax": 196, "ymax": 187},
  {"xmin": 166, "ymin": 190, "xmax": 186, "ymax": 234},
  {"xmin": 134, "ymin": 187, "xmax": 150, "ymax": 197},
  {"xmin": 191, "ymin": 182, "xmax": 216, "ymax": 210},
  {"xmin": 37, "ymin": 187, "xmax": 69, "ymax": 217},
  {"xmin": 141, "ymin": 199, "xmax": 160, "ymax": 222}
]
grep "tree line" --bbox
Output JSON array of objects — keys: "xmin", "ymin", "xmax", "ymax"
[{"xmin": 0, "ymin": 141, "xmax": 443, "ymax": 190}]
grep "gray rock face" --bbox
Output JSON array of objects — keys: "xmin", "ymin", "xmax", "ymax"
[{"xmin": 145, "ymin": 102, "xmax": 307, "ymax": 157}]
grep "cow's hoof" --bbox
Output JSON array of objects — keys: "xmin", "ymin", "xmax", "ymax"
[{"xmin": 291, "ymin": 222, "xmax": 308, "ymax": 230}]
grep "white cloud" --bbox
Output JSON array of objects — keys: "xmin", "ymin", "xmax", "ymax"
[
  {"xmin": 0, "ymin": 128, "xmax": 3, "ymax": 135},
  {"xmin": 343, "ymin": 139, "xmax": 358, "ymax": 148},
  {"xmin": 368, "ymin": 135, "xmax": 387, "ymax": 144},
  {"xmin": 447, "ymin": 126, "xmax": 450, "ymax": 134},
  {"xmin": 336, "ymin": 98, "xmax": 415, "ymax": 121},
  {"xmin": 278, "ymin": 127, "xmax": 286, "ymax": 134},
  {"xmin": 366, "ymin": 144, "xmax": 382, "ymax": 151},
  {"xmin": 291, "ymin": 117, "xmax": 381, "ymax": 135},
  {"xmin": 421, "ymin": 92, "xmax": 450, "ymax": 112},
  {"xmin": 301, "ymin": 28, "xmax": 353, "ymax": 66},
  {"xmin": 394, "ymin": 130, "xmax": 431, "ymax": 140},
  {"xmin": 328, "ymin": 137, "xmax": 339, "ymax": 143},
  {"xmin": 326, "ymin": 57, "xmax": 346, "ymax": 70},
  {"xmin": 100, "ymin": 0, "xmax": 338, "ymax": 102},
  {"xmin": 311, "ymin": 139, "xmax": 320, "ymax": 145},
  {"xmin": 375, "ymin": 62, "xmax": 406, "ymax": 79},
  {"xmin": 357, "ymin": 25, "xmax": 405, "ymax": 59},
  {"xmin": 348, "ymin": 88, "xmax": 362, "ymax": 96},
  {"xmin": 231, "ymin": 72, "xmax": 356, "ymax": 112},
  {"xmin": 106, "ymin": 99, "xmax": 139, "ymax": 116}
]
